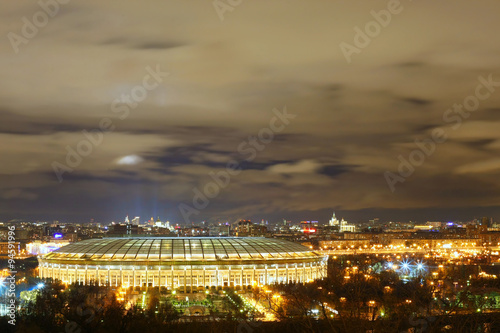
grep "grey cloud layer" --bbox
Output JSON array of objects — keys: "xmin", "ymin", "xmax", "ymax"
[{"xmin": 1, "ymin": 0, "xmax": 500, "ymax": 222}]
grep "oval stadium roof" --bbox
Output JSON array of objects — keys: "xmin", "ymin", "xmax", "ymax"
[{"xmin": 43, "ymin": 237, "xmax": 322, "ymax": 262}]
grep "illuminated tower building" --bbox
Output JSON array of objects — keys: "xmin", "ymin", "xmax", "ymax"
[
  {"xmin": 329, "ymin": 212, "xmax": 339, "ymax": 227},
  {"xmin": 329, "ymin": 211, "xmax": 355, "ymax": 232},
  {"xmin": 131, "ymin": 216, "xmax": 140, "ymax": 225}
]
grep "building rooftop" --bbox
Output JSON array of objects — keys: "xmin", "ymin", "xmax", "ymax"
[{"xmin": 43, "ymin": 237, "xmax": 321, "ymax": 262}]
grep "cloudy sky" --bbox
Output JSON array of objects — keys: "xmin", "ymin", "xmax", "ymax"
[{"xmin": 1, "ymin": 0, "xmax": 500, "ymax": 224}]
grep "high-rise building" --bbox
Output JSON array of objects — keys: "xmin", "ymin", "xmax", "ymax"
[
  {"xmin": 329, "ymin": 212, "xmax": 339, "ymax": 227},
  {"xmin": 481, "ymin": 217, "xmax": 492, "ymax": 227},
  {"xmin": 328, "ymin": 211, "xmax": 355, "ymax": 232}
]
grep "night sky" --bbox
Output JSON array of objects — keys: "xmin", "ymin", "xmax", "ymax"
[{"xmin": 1, "ymin": 1, "xmax": 500, "ymax": 224}]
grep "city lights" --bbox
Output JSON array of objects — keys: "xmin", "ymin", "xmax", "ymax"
[{"xmin": 2, "ymin": 1, "xmax": 500, "ymax": 331}]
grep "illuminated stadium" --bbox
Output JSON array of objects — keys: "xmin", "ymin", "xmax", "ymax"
[{"xmin": 38, "ymin": 237, "xmax": 327, "ymax": 292}]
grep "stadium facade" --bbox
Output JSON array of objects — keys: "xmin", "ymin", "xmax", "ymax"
[{"xmin": 38, "ymin": 237, "xmax": 327, "ymax": 292}]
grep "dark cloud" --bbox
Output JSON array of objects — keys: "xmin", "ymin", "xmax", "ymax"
[
  {"xmin": 462, "ymin": 139, "xmax": 497, "ymax": 149},
  {"xmin": 318, "ymin": 165, "xmax": 352, "ymax": 179},
  {"xmin": 133, "ymin": 41, "xmax": 185, "ymax": 50},
  {"xmin": 154, "ymin": 144, "xmax": 230, "ymax": 168},
  {"xmin": 100, "ymin": 37, "xmax": 185, "ymax": 50},
  {"xmin": 400, "ymin": 97, "xmax": 433, "ymax": 106}
]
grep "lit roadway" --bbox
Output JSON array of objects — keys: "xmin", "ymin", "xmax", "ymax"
[{"xmin": 320, "ymin": 247, "xmax": 491, "ymax": 255}]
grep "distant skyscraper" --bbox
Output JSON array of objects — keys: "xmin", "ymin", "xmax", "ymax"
[
  {"xmin": 329, "ymin": 212, "xmax": 339, "ymax": 226},
  {"xmin": 329, "ymin": 211, "xmax": 355, "ymax": 232},
  {"xmin": 125, "ymin": 215, "xmax": 129, "ymax": 223}
]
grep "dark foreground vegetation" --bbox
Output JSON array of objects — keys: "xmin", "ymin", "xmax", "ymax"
[{"xmin": 2, "ymin": 254, "xmax": 500, "ymax": 332}]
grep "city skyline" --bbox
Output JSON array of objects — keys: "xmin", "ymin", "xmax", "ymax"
[
  {"xmin": 2, "ymin": 1, "xmax": 500, "ymax": 223},
  {"xmin": 1, "ymin": 206, "xmax": 498, "ymax": 226}
]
